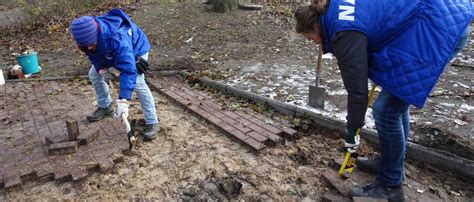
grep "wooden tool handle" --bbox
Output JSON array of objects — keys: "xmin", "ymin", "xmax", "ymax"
[
  {"xmin": 121, "ymin": 113, "xmax": 131, "ymax": 133},
  {"xmin": 316, "ymin": 44, "xmax": 323, "ymax": 75}
]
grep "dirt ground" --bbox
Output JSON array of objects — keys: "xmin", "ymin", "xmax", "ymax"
[
  {"xmin": 0, "ymin": 1, "xmax": 473, "ymax": 200},
  {"xmin": 1, "ymin": 87, "xmax": 472, "ymax": 200}
]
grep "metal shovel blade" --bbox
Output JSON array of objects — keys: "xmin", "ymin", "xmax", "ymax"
[{"xmin": 308, "ymin": 85, "xmax": 326, "ymax": 109}]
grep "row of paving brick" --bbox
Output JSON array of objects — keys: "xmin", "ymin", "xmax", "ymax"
[
  {"xmin": 0, "ymin": 81, "xmax": 128, "ymax": 190},
  {"xmin": 147, "ymin": 77, "xmax": 298, "ymax": 152}
]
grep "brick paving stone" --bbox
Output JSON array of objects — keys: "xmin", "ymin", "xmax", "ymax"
[
  {"xmin": 223, "ymin": 111, "xmax": 240, "ymax": 119},
  {"xmin": 53, "ymin": 168, "xmax": 71, "ymax": 181},
  {"xmin": 200, "ymin": 104, "xmax": 215, "ymax": 113},
  {"xmin": 99, "ymin": 159, "xmax": 115, "ymax": 173},
  {"xmin": 202, "ymin": 100, "xmax": 222, "ymax": 110},
  {"xmin": 234, "ymin": 123, "xmax": 253, "ymax": 134},
  {"xmin": 20, "ymin": 170, "xmax": 37, "ymax": 183},
  {"xmin": 235, "ymin": 117, "xmax": 252, "ymax": 126},
  {"xmin": 207, "ymin": 115, "xmax": 223, "ymax": 125},
  {"xmin": 243, "ymin": 137, "xmax": 266, "ymax": 151},
  {"xmin": 251, "ymin": 114, "xmax": 298, "ymax": 139},
  {"xmin": 321, "ymin": 169, "xmax": 352, "ymax": 196},
  {"xmin": 186, "ymin": 102, "xmax": 198, "ymax": 111},
  {"xmin": 48, "ymin": 141, "xmax": 78, "ymax": 156},
  {"xmin": 234, "ymin": 111, "xmax": 254, "ymax": 120},
  {"xmin": 192, "ymin": 107, "xmax": 206, "ymax": 116},
  {"xmin": 247, "ymin": 131, "xmax": 270, "ymax": 144},
  {"xmin": 70, "ymin": 168, "xmax": 88, "ymax": 181},
  {"xmin": 222, "ymin": 116, "xmax": 238, "ymax": 125},
  {"xmin": 4, "ymin": 173, "xmax": 21, "ymax": 189},
  {"xmin": 281, "ymin": 127, "xmax": 298, "ymax": 139},
  {"xmin": 262, "ymin": 131, "xmax": 283, "ymax": 143},
  {"xmin": 92, "ymin": 146, "xmax": 109, "ymax": 158},
  {"xmin": 66, "ymin": 119, "xmax": 80, "ymax": 141},
  {"xmin": 77, "ymin": 129, "xmax": 100, "ymax": 146},
  {"xmin": 229, "ymin": 129, "xmax": 249, "ymax": 143},
  {"xmin": 83, "ymin": 161, "xmax": 100, "ymax": 172},
  {"xmin": 249, "ymin": 117, "xmax": 266, "ymax": 126},
  {"xmin": 183, "ymin": 89, "xmax": 207, "ymax": 101},
  {"xmin": 44, "ymin": 135, "xmax": 66, "ymax": 144},
  {"xmin": 97, "ymin": 120, "xmax": 116, "ymax": 138},
  {"xmin": 22, "ymin": 117, "xmax": 35, "ymax": 127},
  {"xmin": 199, "ymin": 111, "xmax": 212, "ymax": 119},
  {"xmin": 247, "ymin": 124, "xmax": 266, "ymax": 134},
  {"xmin": 219, "ymin": 123, "xmax": 235, "ymax": 134},
  {"xmin": 262, "ymin": 124, "xmax": 283, "ymax": 135},
  {"xmin": 37, "ymin": 127, "xmax": 52, "ymax": 137},
  {"xmin": 211, "ymin": 111, "xmax": 226, "ymax": 119}
]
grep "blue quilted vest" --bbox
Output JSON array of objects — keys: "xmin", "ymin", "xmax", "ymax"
[{"xmin": 320, "ymin": 0, "xmax": 472, "ymax": 108}]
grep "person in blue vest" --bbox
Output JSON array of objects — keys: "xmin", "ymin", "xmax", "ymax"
[
  {"xmin": 69, "ymin": 9, "xmax": 160, "ymax": 140},
  {"xmin": 295, "ymin": 0, "xmax": 471, "ymax": 200}
]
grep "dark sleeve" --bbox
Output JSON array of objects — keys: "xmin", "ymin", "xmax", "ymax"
[{"xmin": 331, "ymin": 30, "xmax": 369, "ymax": 130}]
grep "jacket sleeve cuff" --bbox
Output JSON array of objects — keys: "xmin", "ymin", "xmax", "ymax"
[
  {"xmin": 95, "ymin": 66, "xmax": 106, "ymax": 72},
  {"xmin": 119, "ymin": 89, "xmax": 133, "ymax": 100}
]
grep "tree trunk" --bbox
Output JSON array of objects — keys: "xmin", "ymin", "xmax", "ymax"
[{"xmin": 211, "ymin": 0, "xmax": 238, "ymax": 13}]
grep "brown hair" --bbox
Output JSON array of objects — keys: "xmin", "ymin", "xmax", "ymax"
[{"xmin": 294, "ymin": 0, "xmax": 329, "ymax": 33}]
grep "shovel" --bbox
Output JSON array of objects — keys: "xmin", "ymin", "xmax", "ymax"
[
  {"xmin": 308, "ymin": 45, "xmax": 325, "ymax": 109},
  {"xmin": 107, "ymin": 76, "xmax": 137, "ymax": 152},
  {"xmin": 121, "ymin": 113, "xmax": 137, "ymax": 152},
  {"xmin": 337, "ymin": 83, "xmax": 377, "ymax": 177}
]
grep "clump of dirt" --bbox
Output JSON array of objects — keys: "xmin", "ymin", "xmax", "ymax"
[
  {"xmin": 289, "ymin": 147, "xmax": 313, "ymax": 166},
  {"xmin": 178, "ymin": 170, "xmax": 243, "ymax": 200}
]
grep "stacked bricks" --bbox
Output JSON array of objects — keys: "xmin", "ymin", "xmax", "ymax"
[
  {"xmin": 148, "ymin": 77, "xmax": 298, "ymax": 153},
  {"xmin": 0, "ymin": 81, "xmax": 128, "ymax": 189}
]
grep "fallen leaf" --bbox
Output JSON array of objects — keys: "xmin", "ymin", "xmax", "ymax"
[
  {"xmin": 416, "ymin": 188, "xmax": 425, "ymax": 193},
  {"xmin": 454, "ymin": 119, "xmax": 468, "ymax": 126},
  {"xmin": 265, "ymin": 119, "xmax": 274, "ymax": 124},
  {"xmin": 450, "ymin": 190, "xmax": 461, "ymax": 196}
]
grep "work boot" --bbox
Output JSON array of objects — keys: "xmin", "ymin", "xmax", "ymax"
[
  {"xmin": 86, "ymin": 104, "xmax": 114, "ymax": 122},
  {"xmin": 356, "ymin": 156, "xmax": 380, "ymax": 175},
  {"xmin": 351, "ymin": 181, "xmax": 405, "ymax": 202},
  {"xmin": 356, "ymin": 156, "xmax": 407, "ymax": 182},
  {"xmin": 143, "ymin": 123, "xmax": 160, "ymax": 141}
]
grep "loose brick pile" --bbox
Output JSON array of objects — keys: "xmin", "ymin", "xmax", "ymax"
[
  {"xmin": 148, "ymin": 76, "xmax": 298, "ymax": 153},
  {"xmin": 0, "ymin": 81, "xmax": 128, "ymax": 189}
]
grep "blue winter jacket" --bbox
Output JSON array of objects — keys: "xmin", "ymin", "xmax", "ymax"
[
  {"xmin": 320, "ymin": 0, "xmax": 472, "ymax": 108},
  {"xmin": 86, "ymin": 9, "xmax": 151, "ymax": 100}
]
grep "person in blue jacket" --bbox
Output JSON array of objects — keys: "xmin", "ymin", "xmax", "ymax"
[
  {"xmin": 295, "ymin": 0, "xmax": 471, "ymax": 200},
  {"xmin": 69, "ymin": 9, "xmax": 160, "ymax": 140}
]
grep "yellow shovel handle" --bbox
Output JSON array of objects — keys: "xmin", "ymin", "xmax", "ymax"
[{"xmin": 355, "ymin": 83, "xmax": 377, "ymax": 136}]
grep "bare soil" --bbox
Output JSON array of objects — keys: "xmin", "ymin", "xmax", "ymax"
[
  {"xmin": 0, "ymin": 1, "xmax": 473, "ymax": 200},
  {"xmin": 1, "ymin": 88, "xmax": 472, "ymax": 200}
]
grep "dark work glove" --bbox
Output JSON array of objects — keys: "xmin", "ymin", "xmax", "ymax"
[{"xmin": 136, "ymin": 56, "xmax": 150, "ymax": 74}]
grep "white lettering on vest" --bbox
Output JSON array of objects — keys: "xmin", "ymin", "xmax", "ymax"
[{"xmin": 339, "ymin": 0, "xmax": 355, "ymax": 21}]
